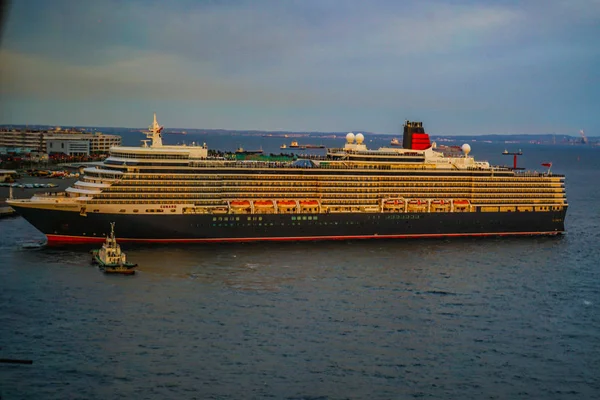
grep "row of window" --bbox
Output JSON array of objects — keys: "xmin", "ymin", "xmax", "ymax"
[
  {"xmin": 94, "ymin": 191, "xmax": 564, "ymax": 201},
  {"xmin": 108, "ymin": 179, "xmax": 564, "ymax": 189},
  {"xmin": 207, "ymin": 220, "xmax": 429, "ymax": 228},
  {"xmin": 110, "ymin": 152, "xmax": 189, "ymax": 160},
  {"xmin": 85, "ymin": 173, "xmax": 122, "ymax": 180},
  {"xmin": 104, "ymin": 179, "xmax": 564, "ymax": 190},
  {"xmin": 84, "ymin": 202, "xmax": 565, "ymax": 216},
  {"xmin": 101, "ymin": 180, "xmax": 564, "ymax": 191},
  {"xmin": 105, "ymin": 160, "xmax": 190, "ymax": 167},
  {"xmin": 211, "ymin": 215, "xmax": 321, "ymax": 222},
  {"xmin": 120, "ymin": 163, "xmax": 560, "ymax": 179},
  {"xmin": 109, "ymin": 172, "xmax": 564, "ymax": 182},
  {"xmin": 103, "ymin": 185, "xmax": 564, "ymax": 195}
]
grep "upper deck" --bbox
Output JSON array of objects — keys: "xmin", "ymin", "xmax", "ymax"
[
  {"xmin": 89, "ymin": 115, "xmax": 562, "ymax": 182},
  {"xmin": 101, "ymin": 116, "xmax": 511, "ymax": 175}
]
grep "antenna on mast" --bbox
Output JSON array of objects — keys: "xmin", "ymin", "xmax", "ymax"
[
  {"xmin": 502, "ymin": 149, "xmax": 524, "ymax": 170},
  {"xmin": 143, "ymin": 112, "xmax": 164, "ymax": 147}
]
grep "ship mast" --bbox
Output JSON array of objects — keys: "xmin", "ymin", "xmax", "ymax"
[
  {"xmin": 502, "ymin": 149, "xmax": 524, "ymax": 170},
  {"xmin": 143, "ymin": 113, "xmax": 164, "ymax": 147}
]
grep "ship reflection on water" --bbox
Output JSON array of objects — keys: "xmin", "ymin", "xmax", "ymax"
[
  {"xmin": 2, "ymin": 210, "xmax": 597, "ymax": 399},
  {"xmin": 15, "ymin": 235, "xmax": 565, "ymax": 293}
]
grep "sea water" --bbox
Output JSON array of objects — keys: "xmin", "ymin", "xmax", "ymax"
[{"xmin": 1, "ymin": 139, "xmax": 598, "ymax": 399}]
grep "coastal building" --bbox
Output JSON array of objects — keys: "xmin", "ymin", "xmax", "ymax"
[
  {"xmin": 46, "ymin": 138, "xmax": 90, "ymax": 156},
  {"xmin": 0, "ymin": 130, "xmax": 44, "ymax": 152},
  {"xmin": 0, "ymin": 127, "xmax": 121, "ymax": 155}
]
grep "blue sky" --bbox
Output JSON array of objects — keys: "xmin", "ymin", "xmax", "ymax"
[{"xmin": 0, "ymin": 0, "xmax": 598, "ymax": 135}]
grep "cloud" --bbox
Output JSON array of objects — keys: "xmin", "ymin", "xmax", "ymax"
[
  {"xmin": 0, "ymin": 48, "xmax": 330, "ymax": 111},
  {"xmin": 0, "ymin": 2, "xmax": 523, "ymax": 99}
]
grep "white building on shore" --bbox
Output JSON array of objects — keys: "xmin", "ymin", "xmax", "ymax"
[
  {"xmin": 0, "ymin": 127, "xmax": 121, "ymax": 155},
  {"xmin": 46, "ymin": 138, "xmax": 90, "ymax": 156}
]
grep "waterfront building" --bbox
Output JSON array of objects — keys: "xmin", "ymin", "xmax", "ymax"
[
  {"xmin": 0, "ymin": 130, "xmax": 44, "ymax": 152},
  {"xmin": 0, "ymin": 127, "xmax": 121, "ymax": 154},
  {"xmin": 46, "ymin": 139, "xmax": 90, "ymax": 156}
]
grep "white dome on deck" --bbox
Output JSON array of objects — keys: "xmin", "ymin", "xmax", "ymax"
[
  {"xmin": 355, "ymin": 133, "xmax": 364, "ymax": 144},
  {"xmin": 462, "ymin": 143, "xmax": 471, "ymax": 156},
  {"xmin": 346, "ymin": 133, "xmax": 355, "ymax": 143}
]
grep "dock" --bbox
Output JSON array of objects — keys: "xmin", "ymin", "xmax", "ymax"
[{"xmin": 0, "ymin": 202, "xmax": 16, "ymax": 218}]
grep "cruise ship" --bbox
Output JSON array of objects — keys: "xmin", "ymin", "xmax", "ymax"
[{"xmin": 8, "ymin": 115, "xmax": 567, "ymax": 244}]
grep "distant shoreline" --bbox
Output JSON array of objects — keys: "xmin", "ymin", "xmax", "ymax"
[{"xmin": 1, "ymin": 124, "xmax": 595, "ymax": 144}]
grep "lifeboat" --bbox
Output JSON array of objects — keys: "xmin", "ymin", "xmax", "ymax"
[
  {"xmin": 299, "ymin": 200, "xmax": 319, "ymax": 207},
  {"xmin": 432, "ymin": 200, "xmax": 447, "ymax": 205},
  {"xmin": 277, "ymin": 200, "xmax": 297, "ymax": 208},
  {"xmin": 230, "ymin": 200, "xmax": 251, "ymax": 208},
  {"xmin": 408, "ymin": 199, "xmax": 425, "ymax": 205},
  {"xmin": 254, "ymin": 200, "xmax": 274, "ymax": 208},
  {"xmin": 453, "ymin": 200, "xmax": 470, "ymax": 205},
  {"xmin": 385, "ymin": 199, "xmax": 403, "ymax": 205}
]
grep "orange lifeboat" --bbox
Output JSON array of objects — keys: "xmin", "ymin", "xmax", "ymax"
[
  {"xmin": 432, "ymin": 200, "xmax": 447, "ymax": 205},
  {"xmin": 299, "ymin": 200, "xmax": 319, "ymax": 207},
  {"xmin": 277, "ymin": 200, "xmax": 297, "ymax": 208},
  {"xmin": 408, "ymin": 199, "xmax": 425, "ymax": 205},
  {"xmin": 254, "ymin": 200, "xmax": 274, "ymax": 208},
  {"xmin": 454, "ymin": 200, "xmax": 470, "ymax": 205},
  {"xmin": 230, "ymin": 200, "xmax": 251, "ymax": 208},
  {"xmin": 385, "ymin": 199, "xmax": 402, "ymax": 205}
]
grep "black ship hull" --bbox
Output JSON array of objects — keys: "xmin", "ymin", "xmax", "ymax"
[{"xmin": 11, "ymin": 205, "xmax": 567, "ymax": 244}]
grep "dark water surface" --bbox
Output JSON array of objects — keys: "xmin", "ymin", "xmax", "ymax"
[{"xmin": 1, "ymin": 142, "xmax": 599, "ymax": 399}]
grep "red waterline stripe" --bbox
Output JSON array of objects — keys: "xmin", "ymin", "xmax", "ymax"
[{"xmin": 45, "ymin": 231, "xmax": 562, "ymax": 245}]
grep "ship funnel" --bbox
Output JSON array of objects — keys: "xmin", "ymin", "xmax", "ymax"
[{"xmin": 402, "ymin": 121, "xmax": 431, "ymax": 150}]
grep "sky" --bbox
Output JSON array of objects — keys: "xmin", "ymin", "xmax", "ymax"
[{"xmin": 0, "ymin": 0, "xmax": 599, "ymax": 135}]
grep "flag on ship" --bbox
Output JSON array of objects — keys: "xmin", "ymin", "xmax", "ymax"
[{"xmin": 541, "ymin": 162, "xmax": 552, "ymax": 168}]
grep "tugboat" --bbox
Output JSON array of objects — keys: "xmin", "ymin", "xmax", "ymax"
[
  {"xmin": 91, "ymin": 222, "xmax": 137, "ymax": 275},
  {"xmin": 288, "ymin": 141, "xmax": 306, "ymax": 149}
]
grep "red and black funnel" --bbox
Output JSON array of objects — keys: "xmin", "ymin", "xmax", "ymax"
[{"xmin": 402, "ymin": 121, "xmax": 431, "ymax": 150}]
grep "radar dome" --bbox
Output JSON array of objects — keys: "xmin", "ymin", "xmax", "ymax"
[
  {"xmin": 355, "ymin": 133, "xmax": 364, "ymax": 144},
  {"xmin": 462, "ymin": 143, "xmax": 471, "ymax": 156},
  {"xmin": 346, "ymin": 132, "xmax": 355, "ymax": 143}
]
